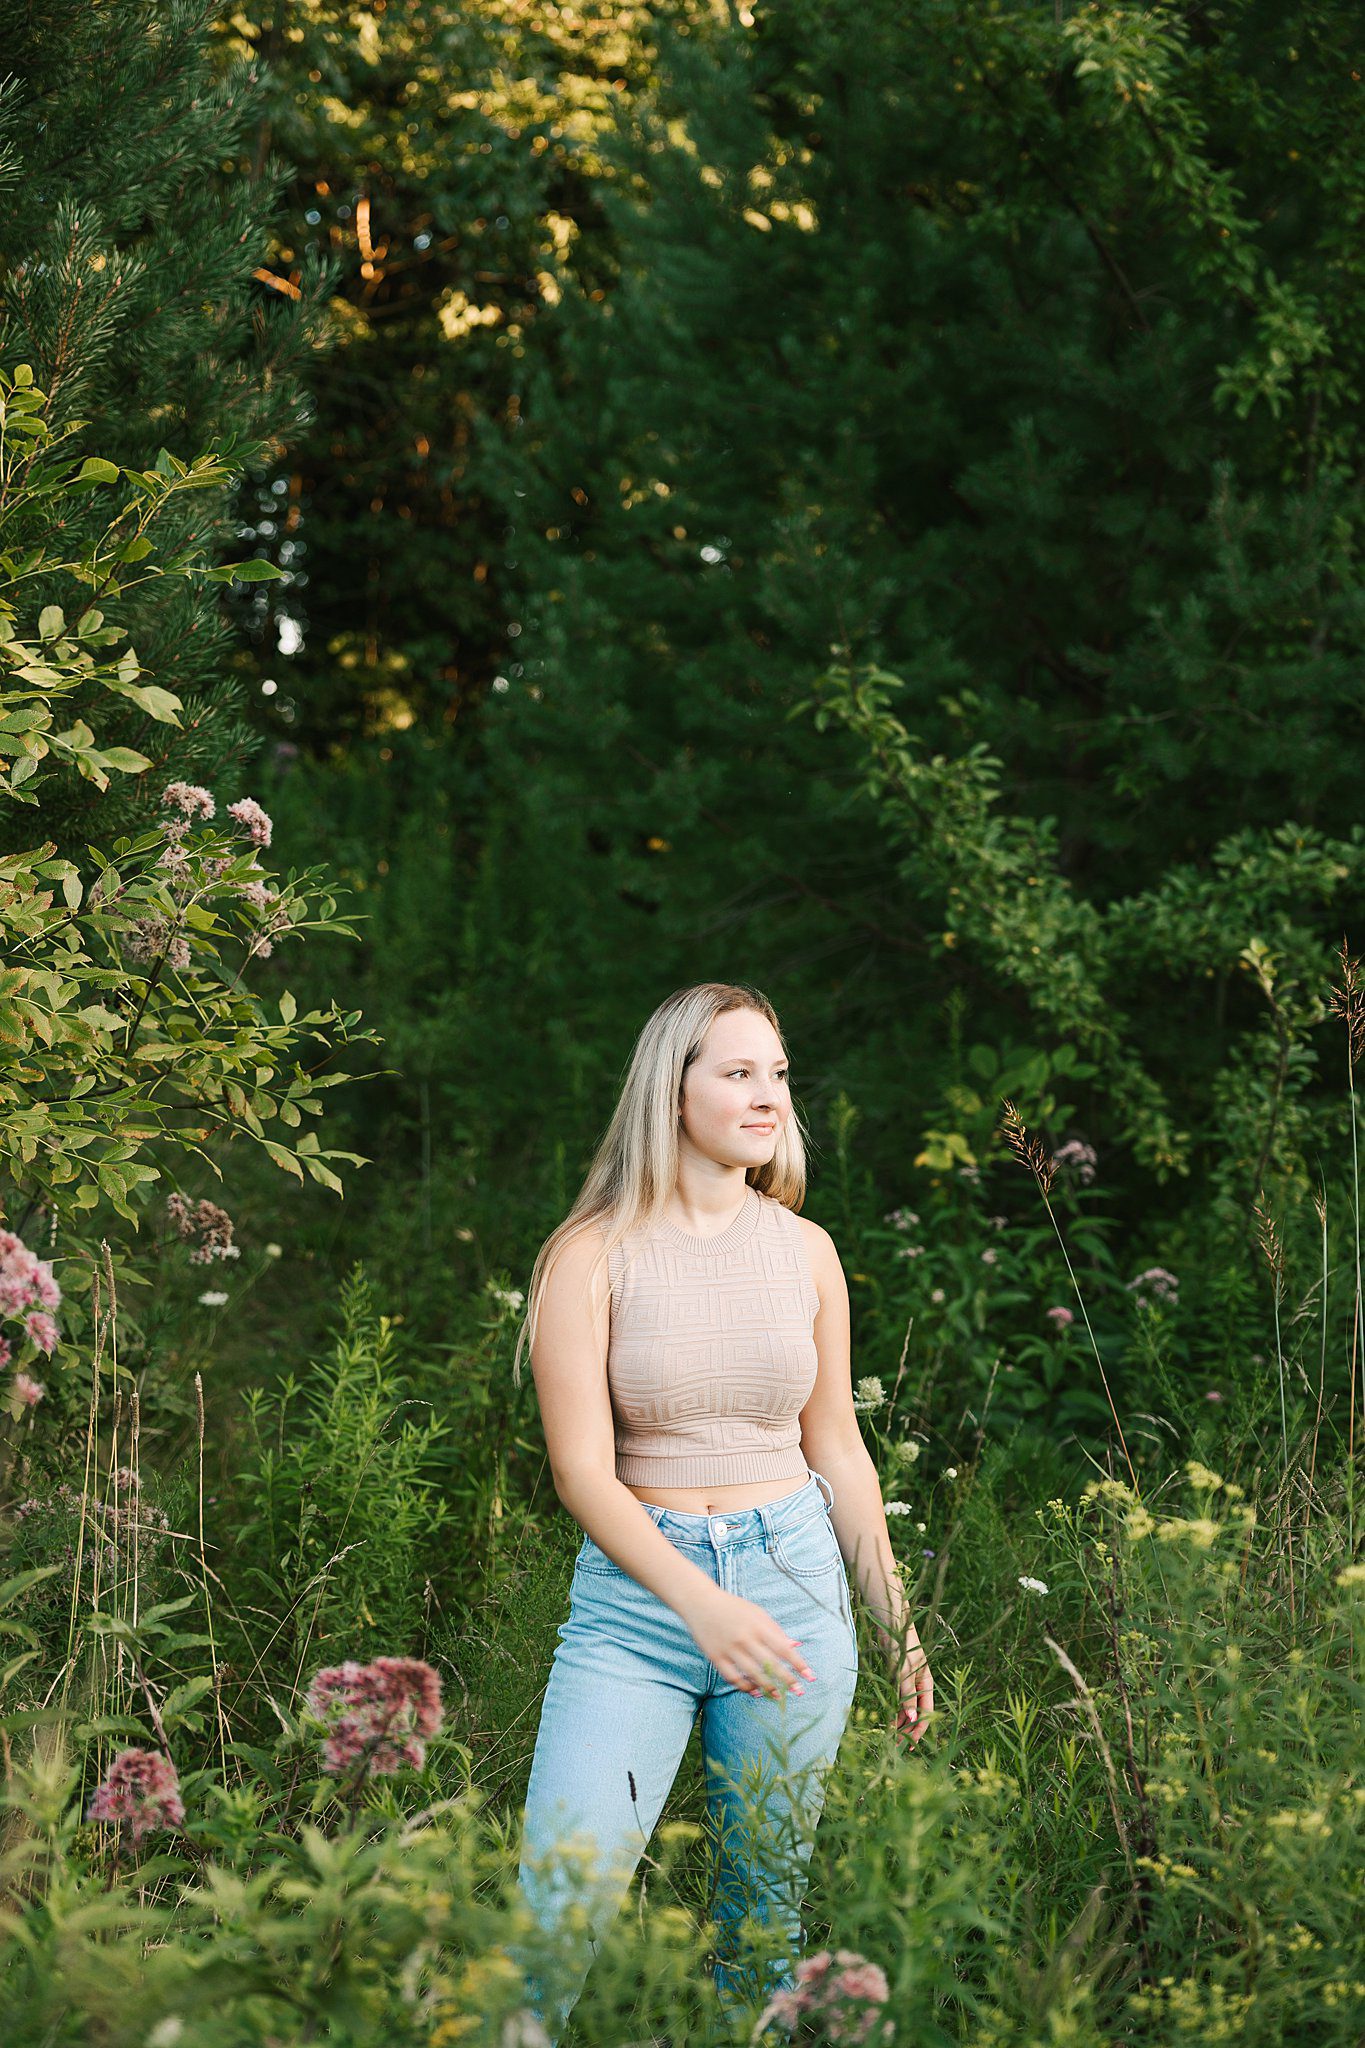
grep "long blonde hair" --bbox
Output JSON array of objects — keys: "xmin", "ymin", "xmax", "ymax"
[{"xmin": 511, "ymin": 981, "xmax": 812, "ymax": 1387}]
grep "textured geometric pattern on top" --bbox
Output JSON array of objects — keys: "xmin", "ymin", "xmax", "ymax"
[{"xmin": 606, "ymin": 1186, "xmax": 822, "ymax": 1487}]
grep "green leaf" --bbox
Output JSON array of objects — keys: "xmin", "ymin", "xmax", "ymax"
[
  {"xmin": 96, "ymin": 747, "xmax": 152, "ymax": 774},
  {"xmin": 161, "ymin": 1676, "xmax": 213, "ymax": 1724},
  {"xmin": 0, "ymin": 1564, "xmax": 63, "ymax": 1609},
  {"xmin": 220, "ymin": 557, "xmax": 284, "ymax": 584},
  {"xmin": 279, "ymin": 989, "xmax": 296, "ymax": 1024},
  {"xmin": 106, "ymin": 680, "xmax": 183, "ymax": 725},
  {"xmin": 37, "ymin": 606, "xmax": 65, "ymax": 642},
  {"xmin": 301, "ymin": 1155, "xmax": 345, "ymax": 1195},
  {"xmin": 75, "ymin": 456, "xmax": 120, "ymax": 485},
  {"xmin": 262, "ymin": 1138, "xmax": 305, "ymax": 1181}
]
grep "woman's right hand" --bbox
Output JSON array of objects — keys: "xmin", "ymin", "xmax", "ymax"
[{"xmin": 684, "ymin": 1588, "xmax": 816, "ymax": 1699}]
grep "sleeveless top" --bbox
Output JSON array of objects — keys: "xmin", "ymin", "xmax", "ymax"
[{"xmin": 605, "ymin": 1185, "xmax": 821, "ymax": 1487}]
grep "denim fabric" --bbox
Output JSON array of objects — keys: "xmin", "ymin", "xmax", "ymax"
[{"xmin": 509, "ymin": 1468, "xmax": 858, "ymax": 2042}]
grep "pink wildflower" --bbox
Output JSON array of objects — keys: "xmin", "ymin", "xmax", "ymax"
[
  {"xmin": 304, "ymin": 1654, "xmax": 444, "ymax": 1779},
  {"xmin": 161, "ymin": 781, "xmax": 216, "ymax": 820},
  {"xmin": 124, "ymin": 915, "xmax": 191, "ymax": 972},
  {"xmin": 0, "ymin": 1337, "xmax": 11, "ymax": 1370},
  {"xmin": 24, "ymin": 1311, "xmax": 58, "ymax": 1356},
  {"xmin": 1205, "ymin": 1390, "xmax": 1225, "ymax": 1403},
  {"xmin": 1128, "ymin": 1265, "xmax": 1179, "ymax": 1304},
  {"xmin": 756, "ymin": 1945, "xmax": 892, "ymax": 2044},
  {"xmin": 227, "ymin": 796, "xmax": 273, "ymax": 848},
  {"xmin": 0, "ymin": 1233, "xmax": 61, "ymax": 1316},
  {"xmin": 85, "ymin": 1747, "xmax": 185, "ymax": 1842},
  {"xmin": 165, "ymin": 1192, "xmax": 238, "ymax": 1264},
  {"xmin": 13, "ymin": 1372, "xmax": 45, "ymax": 1407},
  {"xmin": 1045, "ymin": 1305, "xmax": 1074, "ymax": 1327},
  {"xmin": 837, "ymin": 1962, "xmax": 889, "ymax": 2002},
  {"xmin": 1051, "ymin": 1139, "xmax": 1098, "ymax": 1185}
]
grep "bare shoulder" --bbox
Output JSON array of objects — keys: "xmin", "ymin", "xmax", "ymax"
[
  {"xmin": 540, "ymin": 1216, "xmax": 612, "ymax": 1308},
  {"xmin": 782, "ymin": 1203, "xmax": 844, "ymax": 1299}
]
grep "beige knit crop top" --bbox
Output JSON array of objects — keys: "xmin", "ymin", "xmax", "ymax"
[{"xmin": 605, "ymin": 1185, "xmax": 821, "ymax": 1487}]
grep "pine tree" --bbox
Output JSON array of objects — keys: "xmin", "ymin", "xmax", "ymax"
[{"xmin": 0, "ymin": 0, "xmax": 323, "ymax": 851}]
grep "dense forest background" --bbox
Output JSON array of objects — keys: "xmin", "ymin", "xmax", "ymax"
[
  {"xmin": 216, "ymin": 0, "xmax": 1365, "ymax": 1440},
  {"xmin": 2, "ymin": 2, "xmax": 1363, "ymax": 2042}
]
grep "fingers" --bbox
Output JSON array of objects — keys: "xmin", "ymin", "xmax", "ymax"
[{"xmin": 721, "ymin": 1633, "xmax": 816, "ymax": 1700}]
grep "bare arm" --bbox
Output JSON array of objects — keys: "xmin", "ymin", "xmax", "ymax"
[
  {"xmin": 794, "ymin": 1213, "xmax": 933, "ymax": 1743},
  {"xmin": 529, "ymin": 1223, "xmax": 814, "ymax": 1698}
]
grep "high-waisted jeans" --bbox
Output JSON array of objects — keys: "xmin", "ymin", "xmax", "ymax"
[{"xmin": 509, "ymin": 1467, "xmax": 859, "ymax": 2042}]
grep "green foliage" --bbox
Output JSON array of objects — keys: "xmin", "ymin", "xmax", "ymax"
[
  {"xmin": 212, "ymin": 0, "xmax": 666, "ymax": 745},
  {"xmin": 226, "ymin": 1266, "xmax": 454, "ymax": 1680},
  {"xmin": 0, "ymin": 369, "xmax": 377, "ymax": 1385}
]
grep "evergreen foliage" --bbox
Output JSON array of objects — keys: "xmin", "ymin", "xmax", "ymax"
[{"xmin": 0, "ymin": 0, "xmax": 325, "ymax": 846}]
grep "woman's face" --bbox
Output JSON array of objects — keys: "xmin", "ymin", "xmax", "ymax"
[{"xmin": 678, "ymin": 1010, "xmax": 791, "ymax": 1168}]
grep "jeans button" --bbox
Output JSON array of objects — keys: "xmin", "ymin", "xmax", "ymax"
[{"xmin": 713, "ymin": 1519, "xmax": 729, "ymax": 1538}]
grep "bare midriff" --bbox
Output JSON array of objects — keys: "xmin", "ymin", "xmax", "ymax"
[{"xmin": 622, "ymin": 1474, "xmax": 810, "ymax": 1516}]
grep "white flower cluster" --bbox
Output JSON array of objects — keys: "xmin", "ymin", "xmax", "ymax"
[{"xmin": 883, "ymin": 1207, "xmax": 919, "ymax": 1231}]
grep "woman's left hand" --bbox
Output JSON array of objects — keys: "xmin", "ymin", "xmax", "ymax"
[{"xmin": 894, "ymin": 1644, "xmax": 933, "ymax": 1747}]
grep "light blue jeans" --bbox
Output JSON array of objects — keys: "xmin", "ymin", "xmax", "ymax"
[{"xmin": 510, "ymin": 1467, "xmax": 859, "ymax": 2042}]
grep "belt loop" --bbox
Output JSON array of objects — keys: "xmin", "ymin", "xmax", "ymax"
[
  {"xmin": 757, "ymin": 1495, "xmax": 778, "ymax": 1552},
  {"xmin": 641, "ymin": 1501, "xmax": 667, "ymax": 1528},
  {"xmin": 811, "ymin": 1468, "xmax": 835, "ymax": 1513}
]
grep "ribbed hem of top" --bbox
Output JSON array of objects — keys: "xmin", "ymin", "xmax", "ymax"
[
  {"xmin": 616, "ymin": 1444, "xmax": 809, "ymax": 1487},
  {"xmin": 652, "ymin": 1183, "xmax": 761, "ymax": 1256}
]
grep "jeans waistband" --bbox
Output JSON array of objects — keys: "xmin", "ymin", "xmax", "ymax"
[{"xmin": 632, "ymin": 1466, "xmax": 835, "ymax": 1553}]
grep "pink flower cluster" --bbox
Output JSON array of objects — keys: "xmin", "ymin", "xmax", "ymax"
[
  {"xmin": 161, "ymin": 781, "xmax": 216, "ymax": 837},
  {"xmin": 304, "ymin": 1656, "xmax": 444, "ymax": 1779},
  {"xmin": 86, "ymin": 1747, "xmax": 185, "ymax": 1842},
  {"xmin": 1045, "ymin": 1305, "xmax": 1074, "ymax": 1328},
  {"xmin": 13, "ymin": 1476, "xmax": 170, "ymax": 1583},
  {"xmin": 228, "ymin": 796, "xmax": 273, "ymax": 848},
  {"xmin": 1051, "ymin": 1140, "xmax": 1098, "ymax": 1185},
  {"xmin": 165, "ymin": 1192, "xmax": 240, "ymax": 1265},
  {"xmin": 0, "ymin": 1226, "xmax": 62, "ymax": 1357},
  {"xmin": 1126, "ymin": 1265, "xmax": 1179, "ymax": 1311},
  {"xmin": 124, "ymin": 913, "xmax": 191, "ymax": 972},
  {"xmin": 754, "ymin": 1948, "xmax": 892, "ymax": 2043}
]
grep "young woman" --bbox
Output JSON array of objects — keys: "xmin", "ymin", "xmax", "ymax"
[{"xmin": 509, "ymin": 982, "xmax": 933, "ymax": 2042}]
